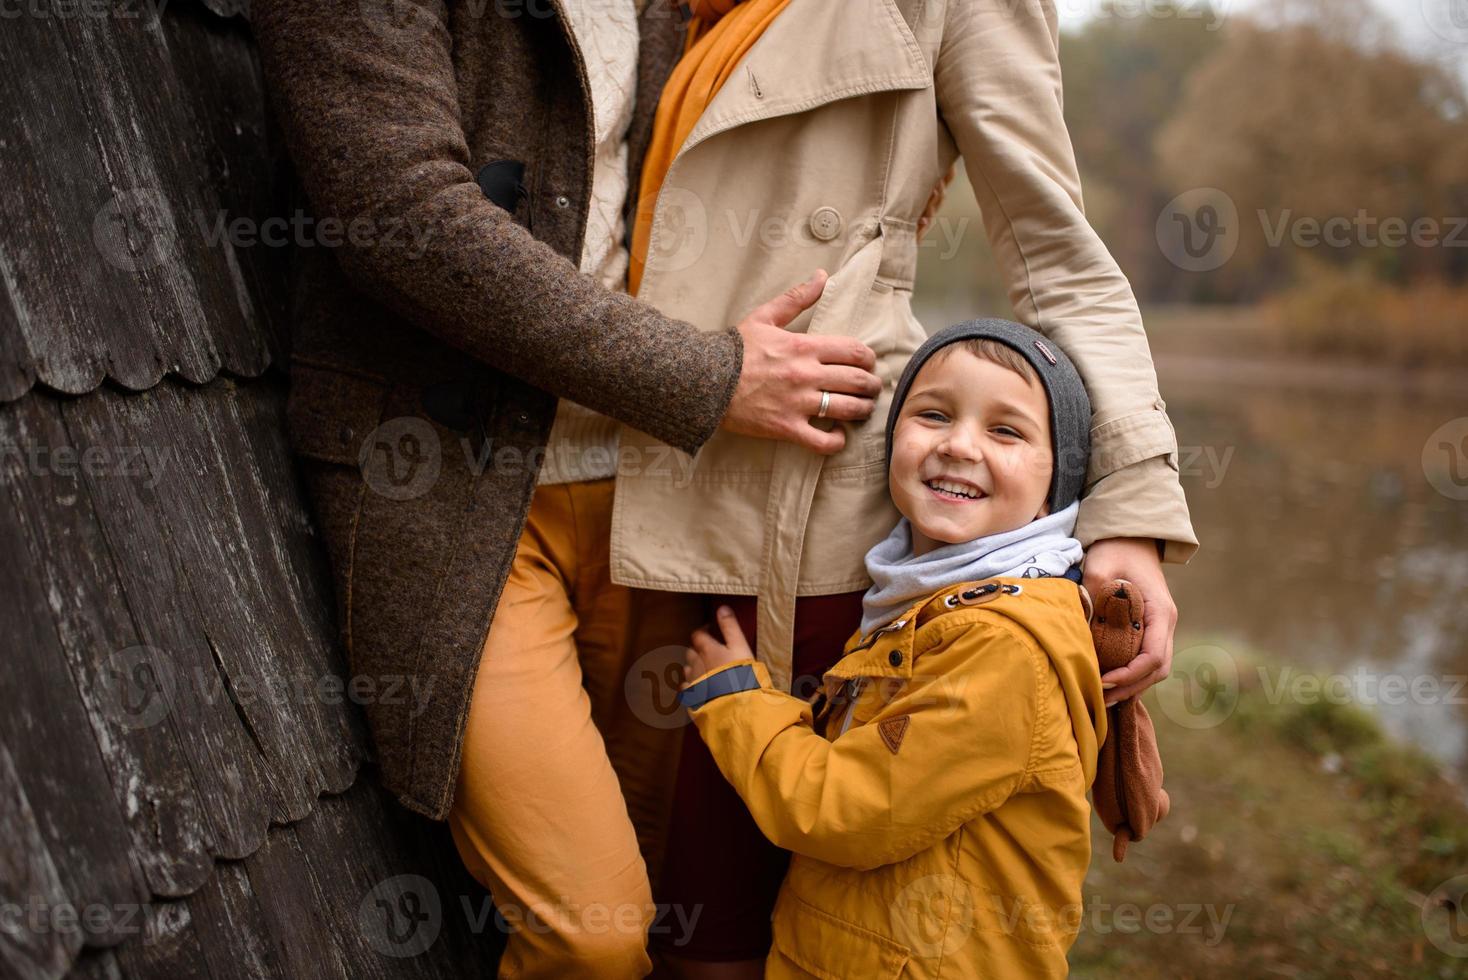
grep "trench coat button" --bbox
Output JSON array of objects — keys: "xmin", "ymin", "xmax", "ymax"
[
  {"xmin": 809, "ymin": 206, "xmax": 843, "ymax": 241},
  {"xmin": 888, "ymin": 650, "xmax": 903, "ymax": 667},
  {"xmin": 554, "ymin": 195, "xmax": 571, "ymax": 209}
]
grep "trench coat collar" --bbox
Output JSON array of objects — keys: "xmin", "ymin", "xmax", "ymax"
[{"xmin": 681, "ymin": 0, "xmax": 930, "ymax": 156}]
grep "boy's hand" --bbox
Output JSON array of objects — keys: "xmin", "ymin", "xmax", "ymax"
[{"xmin": 682, "ymin": 605, "xmax": 755, "ymax": 689}]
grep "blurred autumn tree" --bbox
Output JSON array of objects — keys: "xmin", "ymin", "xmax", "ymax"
[
  {"xmin": 921, "ymin": 0, "xmax": 1468, "ymax": 362},
  {"xmin": 1154, "ymin": 0, "xmax": 1468, "ymax": 300},
  {"xmin": 1059, "ymin": 2, "xmax": 1224, "ymax": 301}
]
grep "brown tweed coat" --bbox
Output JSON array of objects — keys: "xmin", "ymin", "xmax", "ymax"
[{"xmin": 250, "ymin": 0, "xmax": 739, "ymax": 819}]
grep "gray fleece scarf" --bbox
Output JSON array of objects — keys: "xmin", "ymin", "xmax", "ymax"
[{"xmin": 859, "ymin": 500, "xmax": 1084, "ymax": 638}]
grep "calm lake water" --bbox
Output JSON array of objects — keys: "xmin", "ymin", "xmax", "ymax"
[{"xmin": 1158, "ymin": 361, "xmax": 1468, "ymax": 787}]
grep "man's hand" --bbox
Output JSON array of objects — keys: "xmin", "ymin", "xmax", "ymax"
[
  {"xmin": 1082, "ymin": 537, "xmax": 1177, "ymax": 706},
  {"xmin": 722, "ymin": 270, "xmax": 883, "ymax": 455},
  {"xmin": 682, "ymin": 605, "xmax": 754, "ymax": 689}
]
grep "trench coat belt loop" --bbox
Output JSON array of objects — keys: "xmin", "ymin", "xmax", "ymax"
[{"xmin": 755, "ymin": 446, "xmax": 826, "ymax": 692}]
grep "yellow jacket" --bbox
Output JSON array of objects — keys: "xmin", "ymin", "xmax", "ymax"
[{"xmin": 681, "ymin": 576, "xmax": 1107, "ymax": 978}]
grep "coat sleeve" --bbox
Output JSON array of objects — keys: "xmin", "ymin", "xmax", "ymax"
[
  {"xmin": 682, "ymin": 622, "xmax": 1040, "ymax": 870},
  {"xmin": 249, "ymin": 0, "xmax": 742, "ymax": 457},
  {"xmin": 933, "ymin": 0, "xmax": 1197, "ymax": 563}
]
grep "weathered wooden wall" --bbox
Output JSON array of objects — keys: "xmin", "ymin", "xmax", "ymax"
[{"xmin": 0, "ymin": 3, "xmax": 502, "ymax": 976}]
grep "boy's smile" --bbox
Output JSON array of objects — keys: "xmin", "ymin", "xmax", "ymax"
[{"xmin": 888, "ymin": 346, "xmax": 1055, "ymax": 556}]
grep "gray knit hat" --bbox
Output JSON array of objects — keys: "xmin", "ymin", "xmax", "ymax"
[{"xmin": 883, "ymin": 318, "xmax": 1092, "ymax": 514}]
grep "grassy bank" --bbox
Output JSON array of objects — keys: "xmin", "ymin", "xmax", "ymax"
[{"xmin": 1069, "ymin": 641, "xmax": 1468, "ymax": 978}]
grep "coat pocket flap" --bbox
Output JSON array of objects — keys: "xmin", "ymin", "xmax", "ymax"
[
  {"xmin": 771, "ymin": 892, "xmax": 911, "ymax": 979},
  {"xmin": 285, "ymin": 363, "xmax": 392, "ymax": 466},
  {"xmin": 804, "ymin": 230, "xmax": 885, "ymax": 340}
]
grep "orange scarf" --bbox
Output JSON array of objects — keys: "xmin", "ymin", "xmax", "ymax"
[{"xmin": 627, "ymin": 0, "xmax": 791, "ymax": 295}]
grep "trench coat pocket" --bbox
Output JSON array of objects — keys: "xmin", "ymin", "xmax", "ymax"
[
  {"xmin": 804, "ymin": 228, "xmax": 885, "ymax": 342},
  {"xmin": 285, "ymin": 361, "xmax": 394, "ymax": 466},
  {"xmin": 802, "ymin": 229, "xmax": 892, "ymax": 471},
  {"xmin": 770, "ymin": 892, "xmax": 911, "ymax": 979}
]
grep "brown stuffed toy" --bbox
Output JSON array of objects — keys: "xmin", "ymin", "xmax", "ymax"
[{"xmin": 1088, "ymin": 579, "xmax": 1170, "ymax": 862}]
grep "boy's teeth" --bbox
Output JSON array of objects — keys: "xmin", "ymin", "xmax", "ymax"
[{"xmin": 927, "ymin": 479, "xmax": 979, "ymax": 499}]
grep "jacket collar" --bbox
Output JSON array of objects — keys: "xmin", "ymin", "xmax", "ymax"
[
  {"xmin": 680, "ymin": 0, "xmax": 930, "ymax": 157},
  {"xmin": 824, "ymin": 576, "xmax": 1081, "ymax": 686}
]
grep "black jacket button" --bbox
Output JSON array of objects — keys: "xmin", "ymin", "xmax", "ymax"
[{"xmin": 888, "ymin": 651, "xmax": 903, "ymax": 667}]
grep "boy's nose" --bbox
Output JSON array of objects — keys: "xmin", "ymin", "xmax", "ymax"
[{"xmin": 938, "ymin": 425, "xmax": 982, "ymax": 461}]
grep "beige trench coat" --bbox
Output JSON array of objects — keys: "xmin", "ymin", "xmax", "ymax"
[{"xmin": 613, "ymin": 0, "xmax": 1198, "ymax": 692}]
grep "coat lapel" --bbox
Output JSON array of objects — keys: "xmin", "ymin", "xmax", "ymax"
[{"xmin": 683, "ymin": 0, "xmax": 930, "ymax": 154}]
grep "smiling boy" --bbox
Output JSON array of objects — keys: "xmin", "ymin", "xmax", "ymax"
[{"xmin": 677, "ymin": 319, "xmax": 1108, "ymax": 978}]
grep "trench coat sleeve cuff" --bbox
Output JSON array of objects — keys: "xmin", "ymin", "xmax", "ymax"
[
  {"xmin": 1086, "ymin": 406, "xmax": 1179, "ymax": 484},
  {"xmin": 679, "ymin": 659, "xmax": 769, "ymax": 710},
  {"xmin": 1076, "ymin": 455, "xmax": 1200, "ymax": 565}
]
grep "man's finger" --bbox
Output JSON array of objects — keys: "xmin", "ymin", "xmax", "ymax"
[
  {"xmin": 815, "ymin": 363, "xmax": 883, "ymax": 399},
  {"xmin": 810, "ymin": 392, "xmax": 875, "ymax": 423},
  {"xmin": 1103, "ymin": 667, "xmax": 1162, "ymax": 705},
  {"xmin": 1100, "ymin": 650, "xmax": 1164, "ymax": 691},
  {"xmin": 755, "ymin": 270, "xmax": 828, "ymax": 329},
  {"xmin": 809, "ymin": 335, "xmax": 877, "ymax": 371},
  {"xmin": 796, "ymin": 422, "xmax": 846, "ymax": 455},
  {"xmin": 1105, "ymin": 679, "xmax": 1153, "ymax": 706},
  {"xmin": 1139, "ymin": 597, "xmax": 1176, "ymax": 680}
]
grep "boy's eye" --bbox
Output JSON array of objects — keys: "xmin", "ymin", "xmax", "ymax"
[
  {"xmin": 993, "ymin": 426, "xmax": 1022, "ymax": 439},
  {"xmin": 917, "ymin": 410, "xmax": 948, "ymax": 423}
]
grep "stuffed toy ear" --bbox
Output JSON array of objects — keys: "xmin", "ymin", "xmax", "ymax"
[{"xmin": 1087, "ymin": 580, "xmax": 1169, "ymax": 862}]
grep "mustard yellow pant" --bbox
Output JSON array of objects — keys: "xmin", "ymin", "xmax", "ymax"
[{"xmin": 448, "ymin": 478, "xmax": 704, "ymax": 979}]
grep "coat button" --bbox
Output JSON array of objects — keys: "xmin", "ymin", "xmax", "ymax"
[
  {"xmin": 888, "ymin": 650, "xmax": 903, "ymax": 667},
  {"xmin": 809, "ymin": 206, "xmax": 842, "ymax": 241},
  {"xmin": 554, "ymin": 195, "xmax": 571, "ymax": 209}
]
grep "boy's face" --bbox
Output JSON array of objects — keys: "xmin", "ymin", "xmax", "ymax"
[{"xmin": 888, "ymin": 347, "xmax": 1054, "ymax": 557}]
